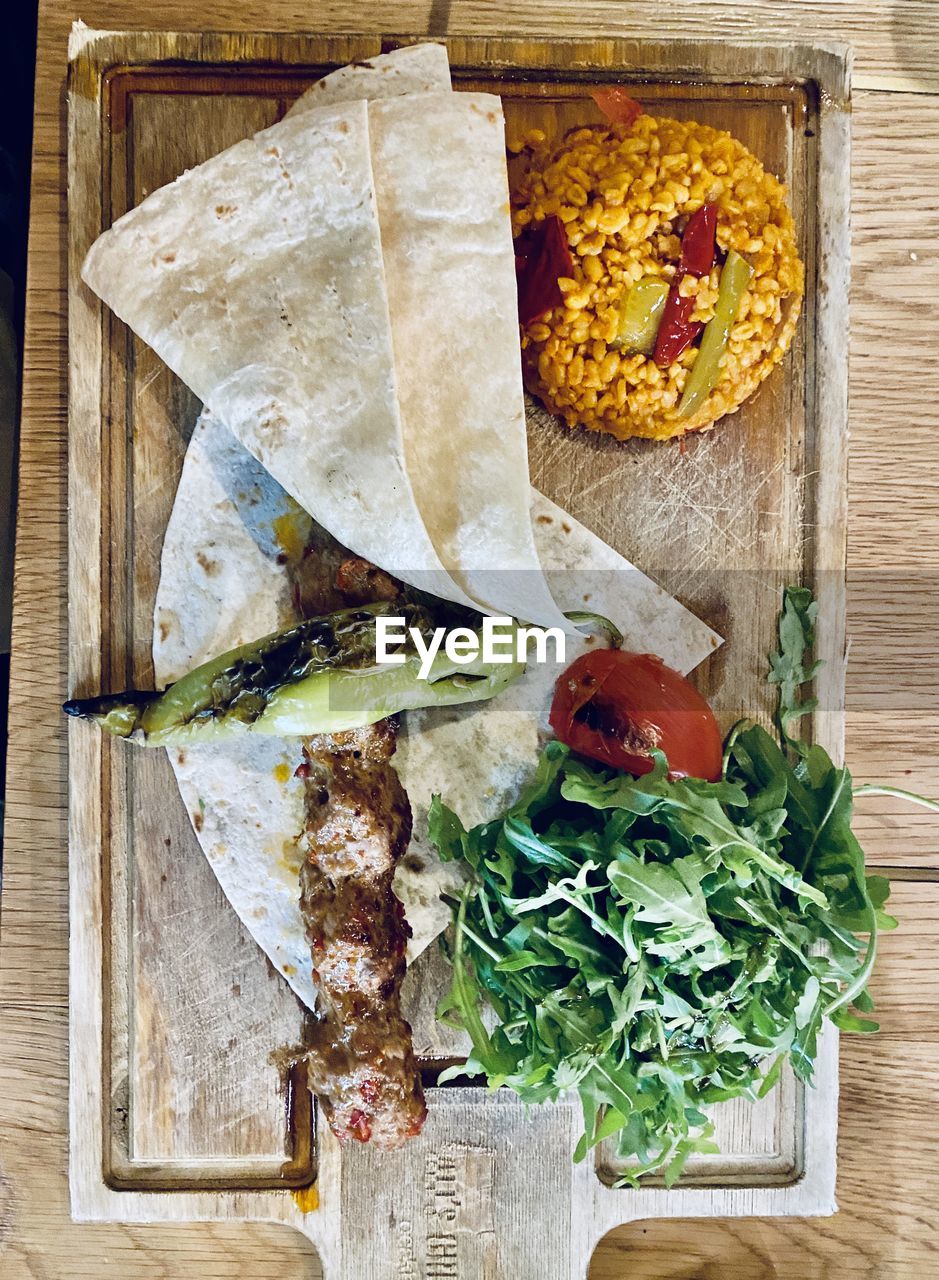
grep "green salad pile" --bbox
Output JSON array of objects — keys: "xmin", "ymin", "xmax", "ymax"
[{"xmin": 430, "ymin": 588, "xmax": 920, "ymax": 1184}]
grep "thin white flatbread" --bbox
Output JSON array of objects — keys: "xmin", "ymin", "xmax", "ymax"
[
  {"xmin": 154, "ymin": 410, "xmax": 721, "ymax": 1012},
  {"xmin": 154, "ymin": 416, "xmax": 318, "ymax": 1006},
  {"xmin": 369, "ymin": 91, "xmax": 571, "ymax": 630},
  {"xmin": 286, "ymin": 42, "xmax": 451, "ymax": 114},
  {"xmin": 82, "ymin": 98, "xmax": 474, "ymax": 609}
]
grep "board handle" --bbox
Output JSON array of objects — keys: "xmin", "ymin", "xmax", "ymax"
[{"xmin": 317, "ymin": 1088, "xmax": 591, "ymax": 1280}]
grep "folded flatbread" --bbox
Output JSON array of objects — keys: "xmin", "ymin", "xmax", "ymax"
[
  {"xmin": 293, "ymin": 49, "xmax": 571, "ymax": 628},
  {"xmin": 83, "ymin": 44, "xmax": 570, "ymax": 627},
  {"xmin": 369, "ymin": 91, "xmax": 570, "ymax": 628},
  {"xmin": 82, "ymin": 96, "xmax": 476, "ymax": 609},
  {"xmin": 91, "ymin": 44, "xmax": 722, "ymax": 1011}
]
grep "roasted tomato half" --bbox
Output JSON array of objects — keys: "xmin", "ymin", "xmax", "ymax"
[{"xmin": 549, "ymin": 649, "xmax": 722, "ymax": 782}]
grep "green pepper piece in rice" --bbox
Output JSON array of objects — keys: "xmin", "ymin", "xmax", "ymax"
[
  {"xmin": 678, "ymin": 249, "xmax": 754, "ymax": 418},
  {"xmin": 613, "ymin": 276, "xmax": 670, "ymax": 355}
]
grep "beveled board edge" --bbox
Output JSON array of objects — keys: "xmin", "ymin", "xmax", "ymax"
[{"xmin": 66, "ymin": 26, "xmax": 849, "ymax": 1267}]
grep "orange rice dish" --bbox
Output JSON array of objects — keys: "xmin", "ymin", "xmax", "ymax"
[{"xmin": 510, "ymin": 114, "xmax": 804, "ymax": 442}]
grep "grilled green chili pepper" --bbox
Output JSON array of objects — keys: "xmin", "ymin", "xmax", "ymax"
[{"xmin": 64, "ymin": 601, "xmax": 526, "ymax": 746}]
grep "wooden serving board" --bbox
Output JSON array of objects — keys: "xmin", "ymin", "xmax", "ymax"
[{"xmin": 66, "ymin": 28, "xmax": 850, "ymax": 1279}]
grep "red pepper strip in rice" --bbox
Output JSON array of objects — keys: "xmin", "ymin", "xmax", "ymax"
[
  {"xmin": 515, "ymin": 214, "xmax": 575, "ymax": 325},
  {"xmin": 653, "ymin": 201, "xmax": 718, "ymax": 368}
]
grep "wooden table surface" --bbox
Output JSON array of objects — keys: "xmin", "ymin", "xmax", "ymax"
[{"xmin": 3, "ymin": 2, "xmax": 939, "ymax": 1277}]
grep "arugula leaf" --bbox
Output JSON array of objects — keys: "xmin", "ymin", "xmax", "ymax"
[
  {"xmin": 769, "ymin": 585, "xmax": 822, "ymax": 752},
  {"xmin": 502, "ymin": 815, "xmax": 580, "ymax": 875},
  {"xmin": 608, "ymin": 850, "xmax": 711, "ymax": 928},
  {"xmin": 428, "ymin": 793, "xmax": 470, "ymax": 864}
]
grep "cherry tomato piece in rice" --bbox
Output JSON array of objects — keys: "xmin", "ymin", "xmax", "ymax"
[
  {"xmin": 590, "ymin": 88, "xmax": 644, "ymax": 127},
  {"xmin": 548, "ymin": 649, "xmax": 723, "ymax": 782}
]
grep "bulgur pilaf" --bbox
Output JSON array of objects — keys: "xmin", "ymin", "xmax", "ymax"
[{"xmin": 510, "ymin": 115, "xmax": 804, "ymax": 441}]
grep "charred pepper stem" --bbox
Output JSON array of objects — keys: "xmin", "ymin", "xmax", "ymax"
[
  {"xmin": 677, "ymin": 248, "xmax": 754, "ymax": 418},
  {"xmin": 64, "ymin": 601, "xmax": 527, "ymax": 747}
]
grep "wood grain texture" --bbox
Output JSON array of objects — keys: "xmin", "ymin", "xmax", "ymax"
[
  {"xmin": 41, "ymin": 0, "xmax": 939, "ymax": 87},
  {"xmin": 846, "ymin": 91, "xmax": 939, "ymax": 872},
  {"xmin": 2, "ymin": 2, "xmax": 938, "ymax": 1279}
]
